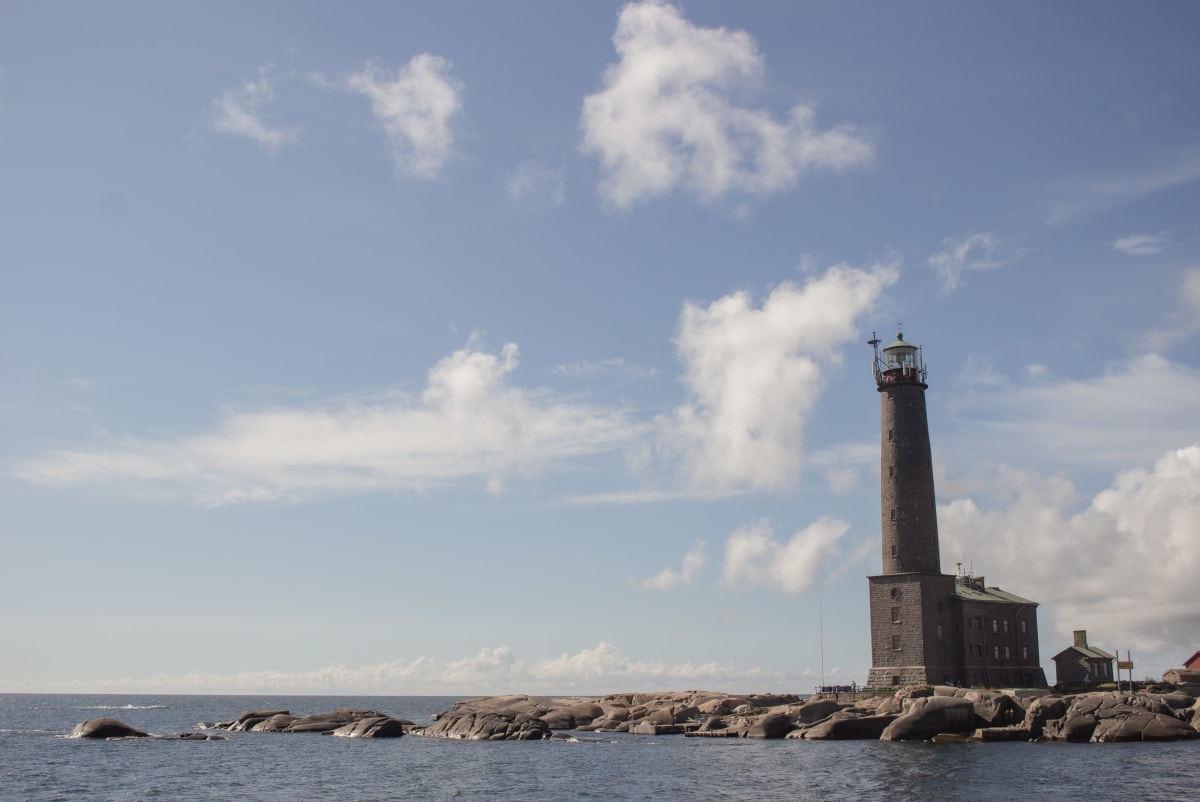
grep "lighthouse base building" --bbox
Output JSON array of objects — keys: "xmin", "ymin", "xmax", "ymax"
[{"xmin": 866, "ymin": 331, "xmax": 1046, "ymax": 689}]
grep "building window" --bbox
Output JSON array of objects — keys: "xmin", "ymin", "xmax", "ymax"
[
  {"xmin": 1003, "ymin": 619, "xmax": 1009, "ymax": 634},
  {"xmin": 993, "ymin": 645, "xmax": 1000, "ymax": 660},
  {"xmin": 937, "ymin": 624, "xmax": 943, "ymax": 640},
  {"xmin": 890, "ymin": 508, "xmax": 896, "ymax": 521},
  {"xmin": 893, "ymin": 635, "xmax": 902, "ymax": 651},
  {"xmin": 1004, "ymin": 646, "xmax": 1011, "ymax": 660},
  {"xmin": 1021, "ymin": 620, "xmax": 1027, "ymax": 635},
  {"xmin": 892, "ymin": 675, "xmax": 900, "ymax": 686},
  {"xmin": 891, "ymin": 544, "xmax": 898, "ymax": 558},
  {"xmin": 891, "ymin": 606, "xmax": 901, "ymax": 623},
  {"xmin": 992, "ymin": 619, "xmax": 998, "ymax": 633},
  {"xmin": 1022, "ymin": 646, "xmax": 1029, "ymax": 660},
  {"xmin": 889, "ymin": 465, "xmax": 895, "ymax": 477},
  {"xmin": 888, "ymin": 429, "xmax": 894, "ymax": 441}
]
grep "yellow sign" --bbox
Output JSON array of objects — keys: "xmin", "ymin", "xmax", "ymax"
[{"xmin": 1117, "ymin": 661, "xmax": 1133, "ymax": 670}]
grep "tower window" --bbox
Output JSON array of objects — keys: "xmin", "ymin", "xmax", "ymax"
[
  {"xmin": 992, "ymin": 619, "xmax": 998, "ymax": 633},
  {"xmin": 1003, "ymin": 619, "xmax": 1009, "ymax": 634},
  {"xmin": 888, "ymin": 429, "xmax": 894, "ymax": 441},
  {"xmin": 890, "ymin": 544, "xmax": 897, "ymax": 558},
  {"xmin": 892, "ymin": 635, "xmax": 902, "ymax": 651},
  {"xmin": 1021, "ymin": 620, "xmax": 1027, "ymax": 635},
  {"xmin": 1022, "ymin": 646, "xmax": 1029, "ymax": 660},
  {"xmin": 1004, "ymin": 646, "xmax": 1011, "ymax": 660},
  {"xmin": 889, "ymin": 465, "xmax": 895, "ymax": 477},
  {"xmin": 993, "ymin": 645, "xmax": 1000, "ymax": 660},
  {"xmin": 891, "ymin": 607, "xmax": 901, "ymax": 623},
  {"xmin": 937, "ymin": 624, "xmax": 943, "ymax": 640},
  {"xmin": 890, "ymin": 508, "xmax": 896, "ymax": 521}
]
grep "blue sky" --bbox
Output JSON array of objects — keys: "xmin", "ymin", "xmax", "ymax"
[{"xmin": 2, "ymin": 0, "xmax": 1198, "ymax": 694}]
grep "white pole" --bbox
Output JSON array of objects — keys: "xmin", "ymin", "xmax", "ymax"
[{"xmin": 819, "ymin": 600, "xmax": 825, "ymax": 694}]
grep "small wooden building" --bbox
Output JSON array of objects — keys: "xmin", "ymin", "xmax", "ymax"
[
  {"xmin": 1052, "ymin": 630, "xmax": 1115, "ymax": 688},
  {"xmin": 1184, "ymin": 650, "xmax": 1200, "ymax": 671}
]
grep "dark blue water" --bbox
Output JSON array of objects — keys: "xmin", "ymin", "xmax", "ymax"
[{"xmin": 2, "ymin": 694, "xmax": 1197, "ymax": 801}]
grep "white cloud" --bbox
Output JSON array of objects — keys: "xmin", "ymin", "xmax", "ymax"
[
  {"xmin": 939, "ymin": 444, "xmax": 1200, "ymax": 678},
  {"xmin": 656, "ymin": 263, "xmax": 898, "ymax": 493},
  {"xmin": 580, "ymin": 0, "xmax": 873, "ymax": 209},
  {"xmin": 722, "ymin": 518, "xmax": 848, "ymax": 594},
  {"xmin": 13, "ymin": 341, "xmax": 641, "ymax": 504},
  {"xmin": 210, "ymin": 67, "xmax": 299, "ymax": 151},
  {"xmin": 1046, "ymin": 151, "xmax": 1200, "ymax": 226},
  {"xmin": 553, "ymin": 357, "xmax": 657, "ymax": 380},
  {"xmin": 928, "ymin": 232, "xmax": 1007, "ymax": 293},
  {"xmin": 7, "ymin": 642, "xmax": 791, "ymax": 695},
  {"xmin": 1131, "ymin": 266, "xmax": 1200, "ymax": 353},
  {"xmin": 347, "ymin": 54, "xmax": 463, "ymax": 178},
  {"xmin": 641, "ymin": 540, "xmax": 707, "ymax": 591},
  {"xmin": 507, "ymin": 159, "xmax": 566, "ymax": 207},
  {"xmin": 950, "ymin": 353, "xmax": 1200, "ymax": 473},
  {"xmin": 1113, "ymin": 231, "xmax": 1171, "ymax": 256}
]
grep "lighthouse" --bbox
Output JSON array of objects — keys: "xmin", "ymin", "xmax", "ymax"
[{"xmin": 865, "ymin": 329, "xmax": 1047, "ymax": 688}]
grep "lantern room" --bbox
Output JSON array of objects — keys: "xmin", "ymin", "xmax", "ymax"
[{"xmin": 870, "ymin": 331, "xmax": 927, "ymax": 387}]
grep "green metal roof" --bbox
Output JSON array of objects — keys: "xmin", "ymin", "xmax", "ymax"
[
  {"xmin": 952, "ymin": 583, "xmax": 1038, "ymax": 605},
  {"xmin": 883, "ymin": 332, "xmax": 914, "ymax": 350},
  {"xmin": 1053, "ymin": 645, "xmax": 1115, "ymax": 661}
]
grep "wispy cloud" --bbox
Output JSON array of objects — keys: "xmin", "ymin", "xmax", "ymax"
[
  {"xmin": 580, "ymin": 0, "xmax": 873, "ymax": 209},
  {"xmin": 940, "ymin": 443, "xmax": 1200, "ymax": 677},
  {"xmin": 722, "ymin": 518, "xmax": 848, "ymax": 594},
  {"xmin": 655, "ymin": 263, "xmax": 897, "ymax": 494},
  {"xmin": 1112, "ymin": 231, "xmax": 1171, "ymax": 256},
  {"xmin": 641, "ymin": 540, "xmax": 707, "ymax": 591},
  {"xmin": 5, "ymin": 642, "xmax": 793, "ymax": 695},
  {"xmin": 928, "ymin": 232, "xmax": 1010, "ymax": 293},
  {"xmin": 1046, "ymin": 151, "xmax": 1200, "ymax": 226},
  {"xmin": 1131, "ymin": 266, "xmax": 1200, "ymax": 353},
  {"xmin": 13, "ymin": 341, "xmax": 641, "ymax": 504},
  {"xmin": 209, "ymin": 67, "xmax": 299, "ymax": 151},
  {"xmin": 507, "ymin": 158, "xmax": 566, "ymax": 208},
  {"xmin": 347, "ymin": 54, "xmax": 463, "ymax": 178},
  {"xmin": 949, "ymin": 352, "xmax": 1200, "ymax": 473},
  {"xmin": 553, "ymin": 357, "xmax": 657, "ymax": 380}
]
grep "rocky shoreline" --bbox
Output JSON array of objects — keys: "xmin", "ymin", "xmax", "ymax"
[{"xmin": 69, "ymin": 684, "xmax": 1200, "ymax": 744}]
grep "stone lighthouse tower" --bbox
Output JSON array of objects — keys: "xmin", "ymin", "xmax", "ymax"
[
  {"xmin": 866, "ymin": 331, "xmax": 957, "ymax": 687},
  {"xmin": 865, "ymin": 330, "xmax": 1048, "ymax": 689}
]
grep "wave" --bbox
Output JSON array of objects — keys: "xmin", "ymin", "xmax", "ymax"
[{"xmin": 80, "ymin": 704, "xmax": 169, "ymax": 710}]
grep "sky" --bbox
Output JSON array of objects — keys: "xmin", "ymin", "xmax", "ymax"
[{"xmin": 2, "ymin": 0, "xmax": 1198, "ymax": 695}]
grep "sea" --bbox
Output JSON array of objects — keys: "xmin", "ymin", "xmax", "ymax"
[{"xmin": 2, "ymin": 693, "xmax": 1197, "ymax": 801}]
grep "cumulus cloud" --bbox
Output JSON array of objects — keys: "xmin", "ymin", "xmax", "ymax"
[
  {"xmin": 928, "ymin": 232, "xmax": 1008, "ymax": 293},
  {"xmin": 939, "ymin": 444, "xmax": 1200, "ymax": 677},
  {"xmin": 722, "ymin": 518, "xmax": 849, "ymax": 594},
  {"xmin": 641, "ymin": 540, "xmax": 707, "ymax": 591},
  {"xmin": 1113, "ymin": 231, "xmax": 1171, "ymax": 256},
  {"xmin": 13, "ymin": 341, "xmax": 640, "ymax": 504},
  {"xmin": 656, "ymin": 263, "xmax": 898, "ymax": 494},
  {"xmin": 210, "ymin": 67, "xmax": 299, "ymax": 151},
  {"xmin": 7, "ymin": 642, "xmax": 790, "ymax": 695},
  {"xmin": 580, "ymin": 0, "xmax": 872, "ymax": 208},
  {"xmin": 348, "ymin": 54, "xmax": 463, "ymax": 178}
]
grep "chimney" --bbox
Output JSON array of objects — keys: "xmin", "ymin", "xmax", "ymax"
[{"xmin": 1073, "ymin": 630, "xmax": 1088, "ymax": 648}]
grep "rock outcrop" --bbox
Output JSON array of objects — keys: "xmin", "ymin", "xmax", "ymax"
[
  {"xmin": 419, "ymin": 710, "xmax": 551, "ymax": 741},
  {"xmin": 330, "ymin": 716, "xmax": 407, "ymax": 738},
  {"xmin": 70, "ymin": 718, "xmax": 149, "ymax": 739},
  {"xmin": 880, "ymin": 696, "xmax": 976, "ymax": 741}
]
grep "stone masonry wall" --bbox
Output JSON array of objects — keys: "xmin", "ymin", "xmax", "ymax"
[{"xmin": 879, "ymin": 382, "xmax": 940, "ymax": 575}]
